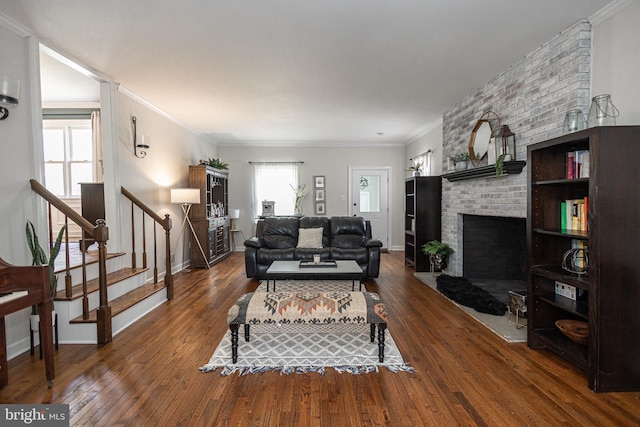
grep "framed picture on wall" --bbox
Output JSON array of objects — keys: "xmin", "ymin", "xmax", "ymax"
[
  {"xmin": 315, "ymin": 189, "xmax": 325, "ymax": 201},
  {"xmin": 315, "ymin": 202, "xmax": 325, "ymax": 215},
  {"xmin": 314, "ymin": 176, "xmax": 325, "ymax": 188}
]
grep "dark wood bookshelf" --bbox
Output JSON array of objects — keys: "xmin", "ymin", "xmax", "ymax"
[
  {"xmin": 404, "ymin": 176, "xmax": 441, "ymax": 271},
  {"xmin": 527, "ymin": 126, "xmax": 640, "ymax": 392}
]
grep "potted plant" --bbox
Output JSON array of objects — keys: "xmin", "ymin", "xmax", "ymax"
[
  {"xmin": 290, "ymin": 184, "xmax": 307, "ymax": 215},
  {"xmin": 201, "ymin": 157, "xmax": 229, "ymax": 171},
  {"xmin": 495, "ymin": 153, "xmax": 507, "ymax": 177},
  {"xmin": 406, "ymin": 161, "xmax": 423, "ymax": 176},
  {"xmin": 26, "ymin": 221, "xmax": 65, "ymax": 332},
  {"xmin": 421, "ymin": 240, "xmax": 454, "ymax": 272},
  {"xmin": 450, "ymin": 152, "xmax": 470, "ymax": 171}
]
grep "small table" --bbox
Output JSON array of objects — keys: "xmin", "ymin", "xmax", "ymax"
[{"xmin": 266, "ymin": 260, "xmax": 364, "ymax": 291}]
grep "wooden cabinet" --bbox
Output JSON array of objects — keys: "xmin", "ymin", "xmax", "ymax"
[
  {"xmin": 404, "ymin": 176, "xmax": 442, "ymax": 271},
  {"xmin": 527, "ymin": 126, "xmax": 640, "ymax": 392},
  {"xmin": 188, "ymin": 165, "xmax": 230, "ymax": 268}
]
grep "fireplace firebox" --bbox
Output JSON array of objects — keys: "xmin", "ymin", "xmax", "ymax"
[{"xmin": 462, "ymin": 215, "xmax": 526, "ymax": 281}]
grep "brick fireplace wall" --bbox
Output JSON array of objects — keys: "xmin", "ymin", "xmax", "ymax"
[{"xmin": 441, "ymin": 19, "xmax": 592, "ymax": 275}]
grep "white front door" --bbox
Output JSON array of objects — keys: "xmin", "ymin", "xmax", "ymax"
[{"xmin": 349, "ymin": 167, "xmax": 390, "ymax": 249}]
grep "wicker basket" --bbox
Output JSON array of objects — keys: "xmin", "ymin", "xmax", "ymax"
[{"xmin": 555, "ymin": 319, "xmax": 589, "ymax": 345}]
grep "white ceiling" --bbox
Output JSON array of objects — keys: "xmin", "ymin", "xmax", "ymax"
[{"xmin": 1, "ymin": 0, "xmax": 613, "ymax": 146}]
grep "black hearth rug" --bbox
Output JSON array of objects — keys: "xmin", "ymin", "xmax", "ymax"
[{"xmin": 435, "ymin": 275, "xmax": 507, "ymax": 316}]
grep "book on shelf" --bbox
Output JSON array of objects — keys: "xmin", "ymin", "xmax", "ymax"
[
  {"xmin": 571, "ymin": 239, "xmax": 588, "ymax": 270},
  {"xmin": 566, "ymin": 150, "xmax": 590, "ymax": 179},
  {"xmin": 561, "ymin": 197, "xmax": 589, "ymax": 232}
]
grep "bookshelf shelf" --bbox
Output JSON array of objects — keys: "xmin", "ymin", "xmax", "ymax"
[{"xmin": 527, "ymin": 126, "xmax": 640, "ymax": 392}]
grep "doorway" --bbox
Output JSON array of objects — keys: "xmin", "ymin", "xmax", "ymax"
[{"xmin": 349, "ymin": 167, "xmax": 390, "ymax": 250}]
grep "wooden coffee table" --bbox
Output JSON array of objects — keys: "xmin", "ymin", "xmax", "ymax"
[{"xmin": 266, "ymin": 260, "xmax": 364, "ymax": 291}]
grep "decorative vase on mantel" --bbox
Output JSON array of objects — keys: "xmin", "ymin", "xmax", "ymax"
[{"xmin": 454, "ymin": 161, "xmax": 468, "ymax": 172}]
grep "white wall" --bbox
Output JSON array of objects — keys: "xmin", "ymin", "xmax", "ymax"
[
  {"xmin": 405, "ymin": 122, "xmax": 443, "ymax": 177},
  {"xmin": 113, "ymin": 91, "xmax": 217, "ymax": 271},
  {"xmin": 0, "ymin": 19, "xmax": 42, "ymax": 358},
  {"xmin": 591, "ymin": 1, "xmax": 640, "ymax": 124},
  {"xmin": 219, "ymin": 144, "xmax": 405, "ymax": 250}
]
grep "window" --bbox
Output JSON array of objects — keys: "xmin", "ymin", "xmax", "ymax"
[
  {"xmin": 251, "ymin": 162, "xmax": 300, "ymax": 219},
  {"xmin": 410, "ymin": 150, "xmax": 433, "ymax": 176},
  {"xmin": 43, "ymin": 120, "xmax": 93, "ymax": 198}
]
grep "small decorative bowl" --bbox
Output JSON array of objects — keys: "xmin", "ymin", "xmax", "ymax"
[{"xmin": 556, "ymin": 319, "xmax": 589, "ymax": 345}]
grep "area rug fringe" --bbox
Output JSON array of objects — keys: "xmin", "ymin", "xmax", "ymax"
[{"xmin": 199, "ymin": 364, "xmax": 414, "ymax": 376}]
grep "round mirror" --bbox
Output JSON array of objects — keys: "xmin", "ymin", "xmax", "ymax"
[{"xmin": 468, "ymin": 119, "xmax": 494, "ymax": 161}]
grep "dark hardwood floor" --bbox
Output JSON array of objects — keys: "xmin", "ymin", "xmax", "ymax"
[{"xmin": 1, "ymin": 252, "xmax": 639, "ymax": 426}]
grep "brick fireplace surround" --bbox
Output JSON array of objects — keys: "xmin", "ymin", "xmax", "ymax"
[{"xmin": 441, "ymin": 19, "xmax": 592, "ymax": 276}]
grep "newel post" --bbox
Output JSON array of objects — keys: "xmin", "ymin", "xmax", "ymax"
[
  {"xmin": 163, "ymin": 214, "xmax": 174, "ymax": 300},
  {"xmin": 94, "ymin": 219, "xmax": 112, "ymax": 344}
]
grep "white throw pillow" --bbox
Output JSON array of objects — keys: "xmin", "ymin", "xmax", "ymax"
[{"xmin": 297, "ymin": 228, "xmax": 324, "ymax": 249}]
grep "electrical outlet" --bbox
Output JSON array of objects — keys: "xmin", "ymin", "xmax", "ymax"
[{"xmin": 555, "ymin": 281, "xmax": 576, "ymax": 300}]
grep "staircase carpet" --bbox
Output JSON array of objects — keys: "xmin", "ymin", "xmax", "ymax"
[
  {"xmin": 69, "ymin": 281, "xmax": 167, "ymax": 323},
  {"xmin": 54, "ymin": 267, "xmax": 148, "ymax": 301}
]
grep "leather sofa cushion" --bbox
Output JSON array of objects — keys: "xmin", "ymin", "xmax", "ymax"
[
  {"xmin": 295, "ymin": 247, "xmax": 331, "ymax": 261},
  {"xmin": 256, "ymin": 248, "xmax": 296, "ymax": 264},
  {"xmin": 330, "ymin": 217, "xmax": 367, "ymax": 249},
  {"xmin": 262, "ymin": 217, "xmax": 299, "ymax": 249},
  {"xmin": 331, "ymin": 247, "xmax": 369, "ymax": 265}
]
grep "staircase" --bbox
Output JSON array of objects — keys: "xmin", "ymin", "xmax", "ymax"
[
  {"xmin": 30, "ymin": 180, "xmax": 174, "ymax": 345},
  {"xmin": 52, "ymin": 251, "xmax": 168, "ymax": 343}
]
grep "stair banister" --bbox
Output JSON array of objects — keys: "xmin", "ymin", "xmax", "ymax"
[
  {"xmin": 120, "ymin": 186, "xmax": 173, "ymax": 299},
  {"xmin": 29, "ymin": 179, "xmax": 113, "ymax": 344}
]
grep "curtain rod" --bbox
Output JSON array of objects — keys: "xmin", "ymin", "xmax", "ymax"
[{"xmin": 247, "ymin": 161, "xmax": 304, "ymax": 164}]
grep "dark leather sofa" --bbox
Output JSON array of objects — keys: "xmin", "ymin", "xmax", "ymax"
[{"xmin": 244, "ymin": 216, "xmax": 382, "ymax": 280}]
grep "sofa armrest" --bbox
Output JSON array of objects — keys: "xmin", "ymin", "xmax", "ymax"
[
  {"xmin": 244, "ymin": 237, "xmax": 264, "ymax": 249},
  {"xmin": 365, "ymin": 239, "xmax": 383, "ymax": 248},
  {"xmin": 244, "ymin": 241, "xmax": 259, "ymax": 278}
]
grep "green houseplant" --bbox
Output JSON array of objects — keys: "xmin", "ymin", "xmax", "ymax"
[
  {"xmin": 421, "ymin": 240, "xmax": 454, "ymax": 272},
  {"xmin": 203, "ymin": 157, "xmax": 229, "ymax": 170},
  {"xmin": 406, "ymin": 161, "xmax": 423, "ymax": 176},
  {"xmin": 450, "ymin": 152, "xmax": 470, "ymax": 171},
  {"xmin": 26, "ymin": 221, "xmax": 65, "ymax": 314},
  {"xmin": 495, "ymin": 153, "xmax": 507, "ymax": 177}
]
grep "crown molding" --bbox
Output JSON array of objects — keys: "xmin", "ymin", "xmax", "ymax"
[
  {"xmin": 589, "ymin": 0, "xmax": 635, "ymax": 26},
  {"xmin": 0, "ymin": 11, "xmax": 31, "ymax": 37}
]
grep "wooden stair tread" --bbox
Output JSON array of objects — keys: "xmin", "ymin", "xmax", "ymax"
[
  {"xmin": 54, "ymin": 251, "xmax": 126, "ymax": 273},
  {"xmin": 54, "ymin": 267, "xmax": 148, "ymax": 301},
  {"xmin": 69, "ymin": 282, "xmax": 167, "ymax": 323}
]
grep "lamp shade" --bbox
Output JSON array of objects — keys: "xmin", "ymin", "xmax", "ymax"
[
  {"xmin": 229, "ymin": 209, "xmax": 240, "ymax": 219},
  {"xmin": 171, "ymin": 188, "xmax": 200, "ymax": 204}
]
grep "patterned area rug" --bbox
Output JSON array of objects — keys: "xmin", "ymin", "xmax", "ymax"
[{"xmin": 200, "ymin": 280, "xmax": 414, "ymax": 375}]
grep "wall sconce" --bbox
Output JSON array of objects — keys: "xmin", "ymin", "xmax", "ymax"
[
  {"xmin": 0, "ymin": 76, "xmax": 20, "ymax": 120},
  {"xmin": 131, "ymin": 116, "xmax": 150, "ymax": 158}
]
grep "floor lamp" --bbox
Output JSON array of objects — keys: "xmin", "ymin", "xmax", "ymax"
[{"xmin": 170, "ymin": 188, "xmax": 210, "ymax": 269}]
